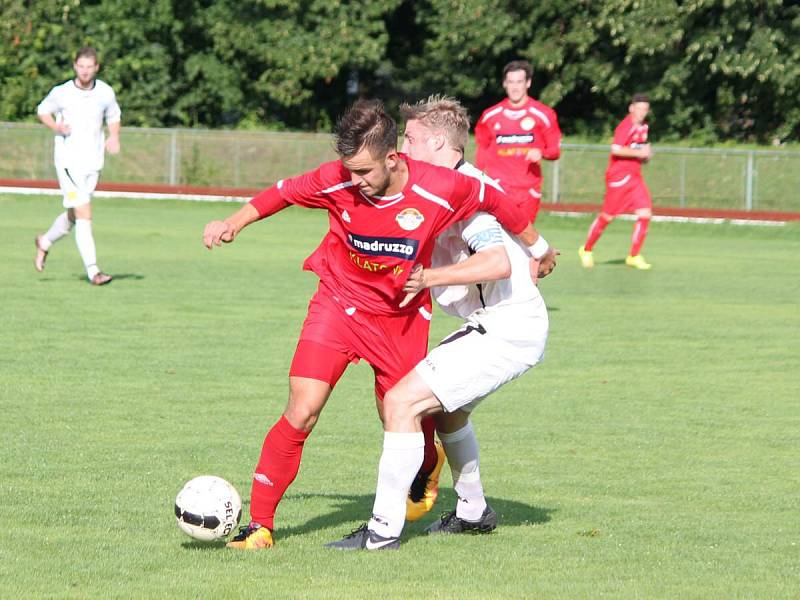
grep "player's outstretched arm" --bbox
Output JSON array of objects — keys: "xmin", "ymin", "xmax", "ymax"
[
  {"xmin": 400, "ymin": 246, "xmax": 511, "ymax": 309},
  {"xmin": 203, "ymin": 203, "xmax": 260, "ymax": 249}
]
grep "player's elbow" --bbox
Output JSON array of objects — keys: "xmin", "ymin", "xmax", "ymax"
[{"xmin": 484, "ymin": 247, "xmax": 511, "ymax": 280}]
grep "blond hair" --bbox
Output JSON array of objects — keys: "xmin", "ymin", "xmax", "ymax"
[{"xmin": 400, "ymin": 95, "xmax": 470, "ymax": 153}]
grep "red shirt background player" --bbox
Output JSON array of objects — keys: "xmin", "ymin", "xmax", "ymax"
[
  {"xmin": 474, "ymin": 60, "xmax": 562, "ymax": 224},
  {"xmin": 202, "ymin": 99, "xmax": 545, "ymax": 550},
  {"xmin": 579, "ymin": 93, "xmax": 654, "ymax": 270}
]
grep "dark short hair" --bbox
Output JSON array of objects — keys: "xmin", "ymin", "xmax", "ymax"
[
  {"xmin": 503, "ymin": 60, "xmax": 533, "ymax": 81},
  {"xmin": 631, "ymin": 93, "xmax": 649, "ymax": 104},
  {"xmin": 75, "ymin": 47, "xmax": 98, "ymax": 63},
  {"xmin": 334, "ymin": 99, "xmax": 397, "ymax": 159}
]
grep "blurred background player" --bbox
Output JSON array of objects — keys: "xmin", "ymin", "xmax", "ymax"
[
  {"xmin": 326, "ymin": 96, "xmax": 555, "ymax": 551},
  {"xmin": 474, "ymin": 60, "xmax": 562, "ymax": 224},
  {"xmin": 34, "ymin": 47, "xmax": 120, "ymax": 285},
  {"xmin": 202, "ymin": 99, "xmax": 541, "ymax": 550},
  {"xmin": 579, "ymin": 93, "xmax": 653, "ymax": 270}
]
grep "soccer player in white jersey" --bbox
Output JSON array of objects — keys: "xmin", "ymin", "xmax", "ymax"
[
  {"xmin": 34, "ymin": 47, "xmax": 121, "ymax": 285},
  {"xmin": 327, "ymin": 96, "xmax": 557, "ymax": 550}
]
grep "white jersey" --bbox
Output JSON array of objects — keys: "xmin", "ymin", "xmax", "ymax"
[
  {"xmin": 432, "ymin": 161, "xmax": 544, "ymax": 309},
  {"xmin": 37, "ymin": 79, "xmax": 121, "ymax": 172}
]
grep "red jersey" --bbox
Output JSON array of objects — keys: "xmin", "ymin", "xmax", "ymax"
[
  {"xmin": 474, "ymin": 97, "xmax": 561, "ymax": 191},
  {"xmin": 607, "ymin": 115, "xmax": 649, "ymax": 180},
  {"xmin": 250, "ymin": 156, "xmax": 527, "ymax": 317}
]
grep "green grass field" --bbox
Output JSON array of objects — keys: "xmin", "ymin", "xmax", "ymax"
[{"xmin": 1, "ymin": 194, "xmax": 798, "ymax": 599}]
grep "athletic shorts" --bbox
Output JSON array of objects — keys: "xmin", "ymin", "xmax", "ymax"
[
  {"xmin": 414, "ymin": 307, "xmax": 548, "ymax": 413},
  {"xmin": 505, "ymin": 185, "xmax": 542, "ymax": 223},
  {"xmin": 289, "ymin": 283, "xmax": 432, "ymax": 399},
  {"xmin": 56, "ymin": 166, "xmax": 99, "ymax": 208},
  {"xmin": 602, "ymin": 174, "xmax": 652, "ymax": 215}
]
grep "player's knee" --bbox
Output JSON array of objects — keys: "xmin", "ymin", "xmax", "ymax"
[{"xmin": 382, "ymin": 387, "xmax": 419, "ymax": 428}]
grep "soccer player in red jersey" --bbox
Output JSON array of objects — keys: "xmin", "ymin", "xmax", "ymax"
[
  {"xmin": 579, "ymin": 94, "xmax": 653, "ymax": 270},
  {"xmin": 202, "ymin": 100, "xmax": 549, "ymax": 550},
  {"xmin": 474, "ymin": 60, "xmax": 562, "ymax": 224}
]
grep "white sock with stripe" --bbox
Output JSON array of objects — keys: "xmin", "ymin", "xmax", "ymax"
[
  {"xmin": 41, "ymin": 211, "xmax": 73, "ymax": 251},
  {"xmin": 368, "ymin": 431, "xmax": 424, "ymax": 539},
  {"xmin": 440, "ymin": 421, "xmax": 487, "ymax": 521},
  {"xmin": 74, "ymin": 219, "xmax": 100, "ymax": 280}
]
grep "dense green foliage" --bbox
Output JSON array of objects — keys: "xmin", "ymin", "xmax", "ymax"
[{"xmin": 2, "ymin": 1, "xmax": 798, "ymax": 141}]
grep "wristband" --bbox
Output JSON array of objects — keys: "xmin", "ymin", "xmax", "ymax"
[{"xmin": 527, "ymin": 236, "xmax": 549, "ymax": 260}]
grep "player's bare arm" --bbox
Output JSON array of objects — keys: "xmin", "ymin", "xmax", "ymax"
[
  {"xmin": 37, "ymin": 113, "xmax": 71, "ymax": 136},
  {"xmin": 399, "ymin": 245, "xmax": 511, "ymax": 308},
  {"xmin": 105, "ymin": 120, "xmax": 121, "ymax": 154},
  {"xmin": 203, "ymin": 203, "xmax": 260, "ymax": 249},
  {"xmin": 611, "ymin": 144, "xmax": 651, "ymax": 160}
]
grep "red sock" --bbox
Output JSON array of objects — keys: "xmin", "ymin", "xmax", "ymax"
[
  {"xmin": 630, "ymin": 217, "xmax": 650, "ymax": 256},
  {"xmin": 249, "ymin": 415, "xmax": 310, "ymax": 530},
  {"xmin": 419, "ymin": 416, "xmax": 438, "ymax": 472},
  {"xmin": 584, "ymin": 215, "xmax": 611, "ymax": 251}
]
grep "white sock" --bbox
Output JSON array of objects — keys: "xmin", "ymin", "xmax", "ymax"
[
  {"xmin": 74, "ymin": 219, "xmax": 100, "ymax": 279},
  {"xmin": 368, "ymin": 431, "xmax": 424, "ymax": 539},
  {"xmin": 41, "ymin": 212, "xmax": 73, "ymax": 251},
  {"xmin": 440, "ymin": 421, "xmax": 487, "ymax": 521}
]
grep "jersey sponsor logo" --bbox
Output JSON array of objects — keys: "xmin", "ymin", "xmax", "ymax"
[
  {"xmin": 347, "ymin": 232, "xmax": 419, "ymax": 259},
  {"xmin": 496, "ymin": 133, "xmax": 534, "ymax": 144},
  {"xmin": 521, "ymin": 117, "xmax": 536, "ymax": 131},
  {"xmin": 348, "ymin": 252, "xmax": 405, "ymax": 277},
  {"xmin": 395, "ymin": 207, "xmax": 425, "ymax": 231}
]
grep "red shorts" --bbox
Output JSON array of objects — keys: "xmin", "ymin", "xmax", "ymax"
[
  {"xmin": 505, "ymin": 185, "xmax": 542, "ymax": 223},
  {"xmin": 603, "ymin": 174, "xmax": 652, "ymax": 215},
  {"xmin": 289, "ymin": 284, "xmax": 432, "ymax": 399}
]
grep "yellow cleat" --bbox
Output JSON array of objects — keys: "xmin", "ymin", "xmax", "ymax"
[
  {"xmin": 226, "ymin": 523, "xmax": 274, "ymax": 550},
  {"xmin": 406, "ymin": 441, "xmax": 446, "ymax": 522},
  {"xmin": 625, "ymin": 254, "xmax": 652, "ymax": 270},
  {"xmin": 578, "ymin": 245, "xmax": 594, "ymax": 268}
]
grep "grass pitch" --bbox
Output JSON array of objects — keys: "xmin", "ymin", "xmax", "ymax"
[{"xmin": 1, "ymin": 194, "xmax": 798, "ymax": 599}]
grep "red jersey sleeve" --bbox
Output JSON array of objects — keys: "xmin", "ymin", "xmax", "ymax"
[
  {"xmin": 473, "ymin": 111, "xmax": 493, "ymax": 170},
  {"xmin": 432, "ymin": 167, "xmax": 528, "ymax": 235},
  {"xmin": 612, "ymin": 119, "xmax": 630, "ymax": 147},
  {"xmin": 541, "ymin": 107, "xmax": 562, "ymax": 160}
]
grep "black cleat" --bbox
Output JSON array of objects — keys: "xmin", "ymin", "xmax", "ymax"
[
  {"xmin": 425, "ymin": 504, "xmax": 498, "ymax": 535},
  {"xmin": 325, "ymin": 524, "xmax": 400, "ymax": 551}
]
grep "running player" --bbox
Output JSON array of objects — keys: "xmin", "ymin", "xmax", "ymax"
[
  {"xmin": 326, "ymin": 95, "xmax": 555, "ymax": 550},
  {"xmin": 34, "ymin": 47, "xmax": 120, "ymax": 285},
  {"xmin": 474, "ymin": 60, "xmax": 562, "ymax": 224},
  {"xmin": 202, "ymin": 99, "xmax": 552, "ymax": 550},
  {"xmin": 579, "ymin": 93, "xmax": 654, "ymax": 270}
]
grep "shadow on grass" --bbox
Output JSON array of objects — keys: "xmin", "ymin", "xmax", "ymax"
[
  {"xmin": 598, "ymin": 258, "xmax": 626, "ymax": 266},
  {"xmin": 276, "ymin": 490, "xmax": 554, "ymax": 541},
  {"xmin": 179, "ymin": 491, "xmax": 553, "ymax": 550},
  {"xmin": 71, "ymin": 272, "xmax": 146, "ymax": 283}
]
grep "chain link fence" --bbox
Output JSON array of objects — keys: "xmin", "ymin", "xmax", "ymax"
[{"xmin": 2, "ymin": 122, "xmax": 798, "ymax": 212}]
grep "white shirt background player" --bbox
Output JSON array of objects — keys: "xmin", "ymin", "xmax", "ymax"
[
  {"xmin": 34, "ymin": 47, "xmax": 121, "ymax": 286},
  {"xmin": 326, "ymin": 96, "xmax": 558, "ymax": 551}
]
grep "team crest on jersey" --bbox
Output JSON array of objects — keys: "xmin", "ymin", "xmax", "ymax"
[
  {"xmin": 493, "ymin": 122, "xmax": 501, "ymax": 130},
  {"xmin": 395, "ymin": 208, "xmax": 424, "ymax": 231},
  {"xmin": 342, "ymin": 209, "xmax": 351, "ymax": 223},
  {"xmin": 521, "ymin": 117, "xmax": 536, "ymax": 131}
]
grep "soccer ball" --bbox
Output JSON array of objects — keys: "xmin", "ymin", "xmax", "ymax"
[{"xmin": 174, "ymin": 475, "xmax": 242, "ymax": 541}]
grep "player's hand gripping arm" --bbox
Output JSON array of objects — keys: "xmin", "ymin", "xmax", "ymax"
[{"xmin": 399, "ymin": 246, "xmax": 511, "ymax": 308}]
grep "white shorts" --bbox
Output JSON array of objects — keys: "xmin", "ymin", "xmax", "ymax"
[
  {"xmin": 56, "ymin": 166, "xmax": 99, "ymax": 208},
  {"xmin": 415, "ymin": 309, "xmax": 548, "ymax": 413}
]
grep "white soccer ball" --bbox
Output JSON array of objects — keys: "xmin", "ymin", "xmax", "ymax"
[{"xmin": 174, "ymin": 475, "xmax": 242, "ymax": 541}]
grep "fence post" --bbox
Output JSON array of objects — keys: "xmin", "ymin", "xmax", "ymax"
[
  {"xmin": 169, "ymin": 129, "xmax": 178, "ymax": 185},
  {"xmin": 551, "ymin": 159, "xmax": 560, "ymax": 203},
  {"xmin": 679, "ymin": 155, "xmax": 687, "ymax": 207},
  {"xmin": 745, "ymin": 151, "xmax": 754, "ymax": 211}
]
